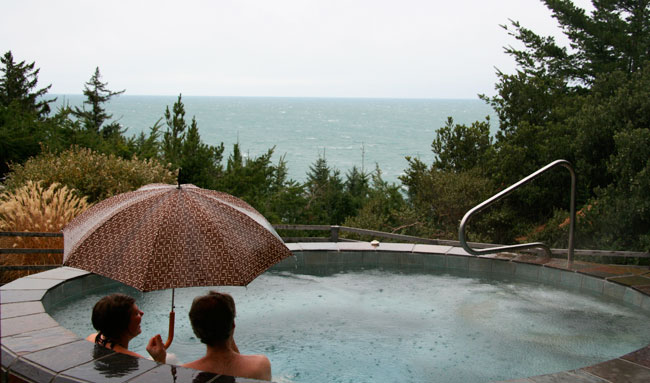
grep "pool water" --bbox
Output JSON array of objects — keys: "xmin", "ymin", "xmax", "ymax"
[{"xmin": 49, "ymin": 267, "xmax": 650, "ymax": 383}]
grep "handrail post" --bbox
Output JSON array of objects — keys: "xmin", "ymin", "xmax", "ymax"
[{"xmin": 459, "ymin": 159, "xmax": 576, "ymax": 266}]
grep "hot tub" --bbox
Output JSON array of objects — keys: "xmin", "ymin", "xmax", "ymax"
[{"xmin": 2, "ymin": 243, "xmax": 650, "ymax": 383}]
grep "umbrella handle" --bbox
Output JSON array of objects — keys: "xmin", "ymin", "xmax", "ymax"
[{"xmin": 164, "ymin": 311, "xmax": 175, "ymax": 349}]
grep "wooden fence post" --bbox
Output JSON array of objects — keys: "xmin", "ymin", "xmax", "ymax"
[{"xmin": 330, "ymin": 226, "xmax": 340, "ymax": 242}]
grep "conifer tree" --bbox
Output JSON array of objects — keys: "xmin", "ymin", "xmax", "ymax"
[
  {"xmin": 0, "ymin": 51, "xmax": 54, "ymax": 117},
  {"xmin": 220, "ymin": 144, "xmax": 277, "ymax": 206},
  {"xmin": 344, "ymin": 165, "xmax": 370, "ymax": 216},
  {"xmin": 0, "ymin": 51, "xmax": 55, "ymax": 175},
  {"xmin": 162, "ymin": 94, "xmax": 188, "ymax": 170},
  {"xmin": 73, "ymin": 67, "xmax": 124, "ymax": 135},
  {"xmin": 128, "ymin": 119, "xmax": 163, "ymax": 160},
  {"xmin": 161, "ymin": 94, "xmax": 224, "ymax": 188},
  {"xmin": 304, "ymin": 155, "xmax": 348, "ymax": 224},
  {"xmin": 486, "ymin": 0, "xmax": 650, "ymax": 150},
  {"xmin": 179, "ymin": 117, "xmax": 224, "ymax": 187}
]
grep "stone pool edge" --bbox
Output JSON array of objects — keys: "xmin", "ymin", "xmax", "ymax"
[{"xmin": 0, "ymin": 242, "xmax": 648, "ymax": 383}]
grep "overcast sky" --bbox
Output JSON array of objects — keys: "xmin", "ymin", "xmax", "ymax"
[{"xmin": 2, "ymin": 0, "xmax": 595, "ymax": 99}]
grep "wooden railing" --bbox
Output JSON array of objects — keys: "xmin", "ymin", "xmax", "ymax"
[
  {"xmin": 0, "ymin": 231, "xmax": 63, "ymax": 271},
  {"xmin": 274, "ymin": 224, "xmax": 444, "ymax": 244}
]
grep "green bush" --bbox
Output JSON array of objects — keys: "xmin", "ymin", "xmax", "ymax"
[
  {"xmin": 3, "ymin": 146, "xmax": 176, "ymax": 202},
  {"xmin": 400, "ymin": 162, "xmax": 497, "ymax": 240}
]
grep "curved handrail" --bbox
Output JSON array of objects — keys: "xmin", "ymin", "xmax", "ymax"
[{"xmin": 459, "ymin": 159, "xmax": 576, "ymax": 265}]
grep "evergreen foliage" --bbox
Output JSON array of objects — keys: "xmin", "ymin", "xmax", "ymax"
[
  {"xmin": 72, "ymin": 67, "xmax": 125, "ymax": 135},
  {"xmin": 0, "ymin": 51, "xmax": 56, "ymax": 175},
  {"xmin": 161, "ymin": 94, "xmax": 225, "ymax": 188},
  {"xmin": 343, "ymin": 165, "xmax": 413, "ymax": 238},
  {"xmin": 303, "ymin": 155, "xmax": 349, "ymax": 224},
  {"xmin": 127, "ymin": 118, "xmax": 163, "ymax": 160},
  {"xmin": 431, "ymin": 117, "xmax": 493, "ymax": 173},
  {"xmin": 344, "ymin": 166, "xmax": 370, "ymax": 215},
  {"xmin": 162, "ymin": 94, "xmax": 188, "ymax": 169},
  {"xmin": 400, "ymin": 163, "xmax": 496, "ymax": 239},
  {"xmin": 219, "ymin": 143, "xmax": 273, "ymax": 205},
  {"xmin": 486, "ymin": 0, "xmax": 650, "ymax": 185},
  {"xmin": 0, "ymin": 51, "xmax": 54, "ymax": 117},
  {"xmin": 0, "ymin": 104, "xmax": 43, "ymax": 175}
]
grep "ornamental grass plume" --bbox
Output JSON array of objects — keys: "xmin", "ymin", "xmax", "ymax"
[{"xmin": 0, "ymin": 181, "xmax": 91, "ymax": 283}]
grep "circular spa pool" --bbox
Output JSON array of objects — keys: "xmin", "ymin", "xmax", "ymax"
[{"xmin": 47, "ymin": 255, "xmax": 650, "ymax": 383}]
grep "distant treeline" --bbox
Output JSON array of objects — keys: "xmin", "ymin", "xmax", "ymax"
[{"xmin": 1, "ymin": 0, "xmax": 649, "ymax": 252}]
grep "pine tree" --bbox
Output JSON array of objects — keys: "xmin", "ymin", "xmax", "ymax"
[
  {"xmin": 304, "ymin": 155, "xmax": 348, "ymax": 224},
  {"xmin": 161, "ymin": 94, "xmax": 224, "ymax": 188},
  {"xmin": 179, "ymin": 117, "xmax": 224, "ymax": 187},
  {"xmin": 162, "ymin": 94, "xmax": 188, "ymax": 170},
  {"xmin": 483, "ymin": 1, "xmax": 649, "ymax": 139},
  {"xmin": 0, "ymin": 51, "xmax": 54, "ymax": 117},
  {"xmin": 0, "ymin": 51, "xmax": 55, "ymax": 175},
  {"xmin": 73, "ymin": 67, "xmax": 124, "ymax": 134},
  {"xmin": 344, "ymin": 165, "xmax": 370, "ymax": 216}
]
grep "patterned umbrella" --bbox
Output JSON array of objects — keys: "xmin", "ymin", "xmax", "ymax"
[{"xmin": 63, "ymin": 183, "xmax": 292, "ymax": 347}]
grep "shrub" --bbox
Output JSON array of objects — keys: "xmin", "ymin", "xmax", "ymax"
[
  {"xmin": 3, "ymin": 146, "xmax": 176, "ymax": 202},
  {"xmin": 400, "ymin": 163, "xmax": 497, "ymax": 240},
  {"xmin": 0, "ymin": 181, "xmax": 90, "ymax": 282}
]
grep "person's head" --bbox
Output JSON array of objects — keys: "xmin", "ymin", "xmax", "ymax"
[
  {"xmin": 91, "ymin": 293, "xmax": 143, "ymax": 344},
  {"xmin": 189, "ymin": 291, "xmax": 236, "ymax": 347}
]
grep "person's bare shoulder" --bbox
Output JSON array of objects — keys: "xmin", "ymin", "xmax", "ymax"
[
  {"xmin": 243, "ymin": 354, "xmax": 271, "ymax": 381},
  {"xmin": 181, "ymin": 360, "xmax": 203, "ymax": 370},
  {"xmin": 84, "ymin": 333, "xmax": 144, "ymax": 359}
]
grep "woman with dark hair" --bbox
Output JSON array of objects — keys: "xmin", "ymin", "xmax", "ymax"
[
  {"xmin": 182, "ymin": 291, "xmax": 271, "ymax": 381},
  {"xmin": 86, "ymin": 293, "xmax": 167, "ymax": 363}
]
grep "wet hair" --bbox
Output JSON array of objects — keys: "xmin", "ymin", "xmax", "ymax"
[
  {"xmin": 91, "ymin": 293, "xmax": 136, "ymax": 349},
  {"xmin": 189, "ymin": 291, "xmax": 236, "ymax": 347}
]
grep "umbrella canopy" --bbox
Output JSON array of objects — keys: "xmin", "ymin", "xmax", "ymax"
[{"xmin": 63, "ymin": 184, "xmax": 292, "ymax": 292}]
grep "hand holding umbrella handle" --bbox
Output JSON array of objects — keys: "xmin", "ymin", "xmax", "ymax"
[{"xmin": 164, "ymin": 310, "xmax": 175, "ymax": 349}]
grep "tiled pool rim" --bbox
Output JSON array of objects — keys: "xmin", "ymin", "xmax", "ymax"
[{"xmin": 1, "ymin": 242, "xmax": 649, "ymax": 383}]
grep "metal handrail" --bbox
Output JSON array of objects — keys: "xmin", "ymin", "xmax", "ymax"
[{"xmin": 459, "ymin": 159, "xmax": 576, "ymax": 265}]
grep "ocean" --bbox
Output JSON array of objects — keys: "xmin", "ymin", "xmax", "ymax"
[{"xmin": 51, "ymin": 95, "xmax": 497, "ymax": 184}]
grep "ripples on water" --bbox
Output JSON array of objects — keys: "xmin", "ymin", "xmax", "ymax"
[{"xmin": 49, "ymin": 268, "xmax": 650, "ymax": 383}]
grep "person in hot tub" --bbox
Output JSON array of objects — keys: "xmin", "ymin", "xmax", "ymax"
[
  {"xmin": 182, "ymin": 291, "xmax": 271, "ymax": 381},
  {"xmin": 86, "ymin": 293, "xmax": 167, "ymax": 363}
]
